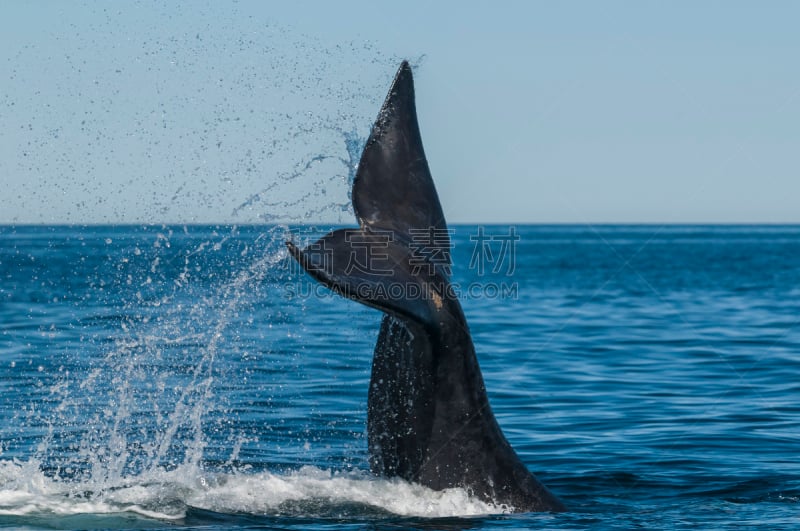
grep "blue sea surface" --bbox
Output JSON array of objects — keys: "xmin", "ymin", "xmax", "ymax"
[{"xmin": 0, "ymin": 224, "xmax": 798, "ymax": 529}]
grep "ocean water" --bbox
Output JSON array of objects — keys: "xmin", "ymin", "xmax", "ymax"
[{"xmin": 0, "ymin": 224, "xmax": 798, "ymax": 530}]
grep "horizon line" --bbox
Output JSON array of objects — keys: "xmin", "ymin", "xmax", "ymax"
[{"xmin": 2, "ymin": 221, "xmax": 800, "ymax": 228}]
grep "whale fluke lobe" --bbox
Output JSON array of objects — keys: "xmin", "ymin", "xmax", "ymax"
[
  {"xmin": 287, "ymin": 61, "xmax": 565, "ymax": 513},
  {"xmin": 286, "ymin": 232, "xmax": 445, "ymax": 330},
  {"xmin": 353, "ymin": 61, "xmax": 450, "ymax": 260}
]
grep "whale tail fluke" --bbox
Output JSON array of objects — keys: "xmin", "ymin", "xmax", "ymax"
[
  {"xmin": 288, "ymin": 60, "xmax": 453, "ymax": 329},
  {"xmin": 286, "ymin": 231, "xmax": 448, "ymax": 330},
  {"xmin": 284, "ymin": 60, "xmax": 566, "ymax": 513}
]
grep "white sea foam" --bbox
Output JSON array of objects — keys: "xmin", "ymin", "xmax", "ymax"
[{"xmin": 0, "ymin": 460, "xmax": 509, "ymax": 521}]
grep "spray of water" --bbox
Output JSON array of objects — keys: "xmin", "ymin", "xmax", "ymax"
[
  {"xmin": 0, "ymin": 223, "xmax": 510, "ymax": 521},
  {"xmin": 0, "ymin": 4, "xmax": 496, "ymax": 516}
]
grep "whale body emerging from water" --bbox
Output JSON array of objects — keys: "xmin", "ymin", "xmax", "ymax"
[{"xmin": 287, "ymin": 61, "xmax": 565, "ymax": 512}]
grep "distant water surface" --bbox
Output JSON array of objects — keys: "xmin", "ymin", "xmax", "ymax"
[{"xmin": 0, "ymin": 224, "xmax": 798, "ymax": 530}]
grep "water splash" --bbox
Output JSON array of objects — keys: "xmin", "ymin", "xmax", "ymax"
[
  {"xmin": 0, "ymin": 223, "xmax": 513, "ymax": 523},
  {"xmin": 0, "ymin": 461, "xmax": 508, "ymax": 521},
  {"xmin": 231, "ymin": 126, "xmax": 367, "ymax": 223},
  {"xmin": 0, "ymin": 220, "xmax": 508, "ymax": 524},
  {"xmin": 12, "ymin": 226, "xmax": 292, "ymax": 496},
  {"xmin": 3, "ymin": 1, "xmax": 402, "ymax": 225}
]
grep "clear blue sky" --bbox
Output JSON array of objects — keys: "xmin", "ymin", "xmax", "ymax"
[{"xmin": 1, "ymin": 1, "xmax": 798, "ymax": 224}]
